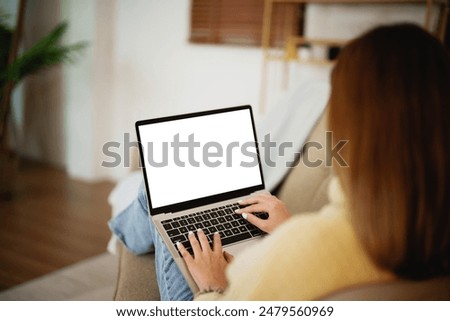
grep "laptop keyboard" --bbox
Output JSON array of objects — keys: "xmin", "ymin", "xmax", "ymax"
[{"xmin": 161, "ymin": 203, "xmax": 268, "ymax": 255}]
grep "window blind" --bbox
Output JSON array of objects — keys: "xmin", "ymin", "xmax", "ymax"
[{"xmin": 190, "ymin": 0, "xmax": 301, "ymax": 47}]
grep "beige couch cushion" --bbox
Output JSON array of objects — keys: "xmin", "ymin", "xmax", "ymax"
[
  {"xmin": 114, "ymin": 243, "xmax": 159, "ymax": 301},
  {"xmin": 321, "ymin": 275, "xmax": 450, "ymax": 300},
  {"xmin": 278, "ymin": 113, "xmax": 332, "ymax": 213}
]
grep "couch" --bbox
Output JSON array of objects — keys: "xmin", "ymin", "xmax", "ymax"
[{"xmin": 112, "ymin": 114, "xmax": 450, "ymax": 300}]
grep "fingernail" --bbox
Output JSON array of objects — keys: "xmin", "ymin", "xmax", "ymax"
[
  {"xmin": 189, "ymin": 231, "xmax": 194, "ymax": 235},
  {"xmin": 197, "ymin": 228, "xmax": 203, "ymax": 233},
  {"xmin": 242, "ymin": 213, "xmax": 248, "ymax": 220},
  {"xmin": 234, "ymin": 209, "xmax": 241, "ymax": 213},
  {"xmin": 176, "ymin": 241, "xmax": 181, "ymax": 248},
  {"xmin": 214, "ymin": 231, "xmax": 219, "ymax": 235}
]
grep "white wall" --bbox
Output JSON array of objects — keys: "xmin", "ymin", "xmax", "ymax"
[
  {"xmin": 6, "ymin": 0, "xmax": 432, "ymax": 181},
  {"xmin": 61, "ymin": 0, "xmax": 98, "ymax": 180},
  {"xmin": 66, "ymin": 0, "xmax": 267, "ymax": 181}
]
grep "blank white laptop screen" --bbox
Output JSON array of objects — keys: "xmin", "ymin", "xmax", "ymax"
[{"xmin": 138, "ymin": 108, "xmax": 263, "ymax": 209}]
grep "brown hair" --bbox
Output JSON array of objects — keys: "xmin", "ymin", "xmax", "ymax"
[{"xmin": 328, "ymin": 24, "xmax": 450, "ymax": 279}]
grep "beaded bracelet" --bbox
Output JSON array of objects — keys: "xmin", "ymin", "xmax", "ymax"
[{"xmin": 196, "ymin": 287, "xmax": 225, "ymax": 297}]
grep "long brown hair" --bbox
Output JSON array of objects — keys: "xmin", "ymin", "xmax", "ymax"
[{"xmin": 328, "ymin": 24, "xmax": 450, "ymax": 279}]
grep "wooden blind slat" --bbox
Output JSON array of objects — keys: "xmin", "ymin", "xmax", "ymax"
[{"xmin": 190, "ymin": 0, "xmax": 300, "ymax": 46}]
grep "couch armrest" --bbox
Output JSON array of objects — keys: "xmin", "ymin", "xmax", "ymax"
[
  {"xmin": 278, "ymin": 113, "xmax": 332, "ymax": 213},
  {"xmin": 321, "ymin": 275, "xmax": 450, "ymax": 300},
  {"xmin": 114, "ymin": 243, "xmax": 159, "ymax": 301}
]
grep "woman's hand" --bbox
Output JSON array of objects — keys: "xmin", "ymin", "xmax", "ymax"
[
  {"xmin": 177, "ymin": 229, "xmax": 233, "ymax": 293},
  {"xmin": 235, "ymin": 194, "xmax": 292, "ymax": 233}
]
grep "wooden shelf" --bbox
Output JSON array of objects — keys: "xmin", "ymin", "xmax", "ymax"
[
  {"xmin": 262, "ymin": 0, "xmax": 441, "ymax": 54},
  {"xmin": 259, "ymin": 0, "xmax": 449, "ymax": 112},
  {"xmin": 270, "ymin": 0, "xmax": 430, "ymax": 3}
]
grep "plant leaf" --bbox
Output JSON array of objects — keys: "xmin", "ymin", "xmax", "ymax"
[{"xmin": 0, "ymin": 21, "xmax": 87, "ymax": 84}]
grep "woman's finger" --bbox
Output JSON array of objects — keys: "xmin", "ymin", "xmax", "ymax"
[
  {"xmin": 188, "ymin": 231, "xmax": 202, "ymax": 257},
  {"xmin": 177, "ymin": 241, "xmax": 193, "ymax": 264},
  {"xmin": 235, "ymin": 203, "xmax": 268, "ymax": 214},
  {"xmin": 242, "ymin": 213, "xmax": 268, "ymax": 231},
  {"xmin": 238, "ymin": 194, "xmax": 269, "ymax": 206},
  {"xmin": 212, "ymin": 232, "xmax": 222, "ymax": 253},
  {"xmin": 223, "ymin": 251, "xmax": 234, "ymax": 263},
  {"xmin": 196, "ymin": 228, "xmax": 211, "ymax": 252}
]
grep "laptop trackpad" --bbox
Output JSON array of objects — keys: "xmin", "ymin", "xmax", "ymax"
[{"xmin": 224, "ymin": 237, "xmax": 263, "ymax": 257}]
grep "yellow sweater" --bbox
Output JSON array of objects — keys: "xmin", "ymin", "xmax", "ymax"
[{"xmin": 196, "ymin": 178, "xmax": 393, "ymax": 300}]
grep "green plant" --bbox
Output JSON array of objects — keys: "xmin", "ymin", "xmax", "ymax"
[{"xmin": 0, "ymin": 13, "xmax": 87, "ymax": 151}]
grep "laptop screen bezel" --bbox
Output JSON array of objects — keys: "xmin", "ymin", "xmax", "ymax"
[{"xmin": 135, "ymin": 105, "xmax": 265, "ymax": 216}]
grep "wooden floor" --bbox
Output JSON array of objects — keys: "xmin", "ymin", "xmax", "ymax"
[{"xmin": 0, "ymin": 160, "xmax": 115, "ymax": 291}]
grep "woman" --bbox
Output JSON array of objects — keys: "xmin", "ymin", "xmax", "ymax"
[{"xmin": 110, "ymin": 23, "xmax": 450, "ymax": 300}]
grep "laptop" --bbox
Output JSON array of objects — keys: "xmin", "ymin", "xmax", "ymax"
[{"xmin": 135, "ymin": 105, "xmax": 268, "ymax": 292}]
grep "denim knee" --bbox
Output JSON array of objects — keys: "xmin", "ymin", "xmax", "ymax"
[{"xmin": 108, "ymin": 182, "xmax": 155, "ymax": 255}]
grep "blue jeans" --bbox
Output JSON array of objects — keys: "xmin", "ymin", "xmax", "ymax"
[{"xmin": 109, "ymin": 182, "xmax": 194, "ymax": 301}]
